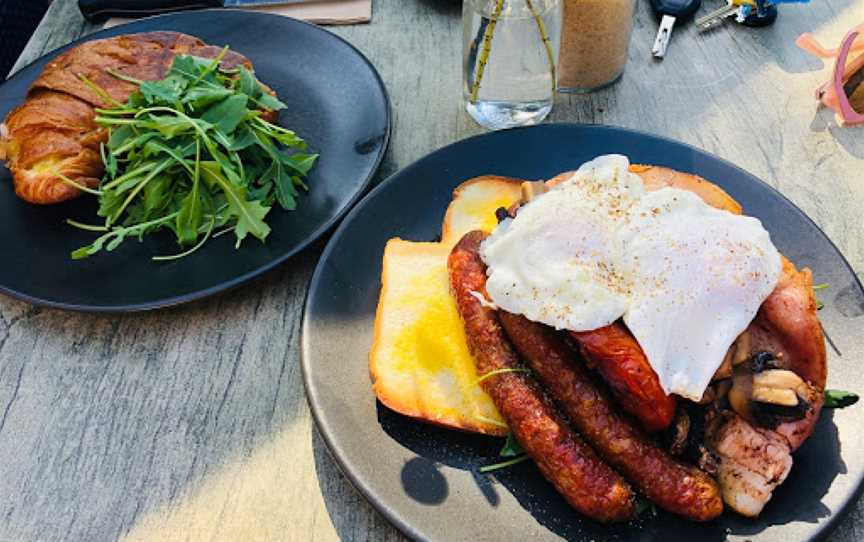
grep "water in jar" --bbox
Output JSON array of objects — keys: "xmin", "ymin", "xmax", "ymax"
[{"xmin": 463, "ymin": 0, "xmax": 562, "ymax": 130}]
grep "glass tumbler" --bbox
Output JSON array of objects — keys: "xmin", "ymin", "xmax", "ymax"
[
  {"xmin": 463, "ymin": 0, "xmax": 562, "ymax": 130},
  {"xmin": 558, "ymin": 0, "xmax": 637, "ymax": 92}
]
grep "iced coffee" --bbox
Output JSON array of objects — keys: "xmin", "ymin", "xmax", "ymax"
[{"xmin": 558, "ymin": 0, "xmax": 636, "ymax": 92}]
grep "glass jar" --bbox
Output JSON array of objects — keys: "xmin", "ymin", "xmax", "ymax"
[
  {"xmin": 558, "ymin": 0, "xmax": 636, "ymax": 92},
  {"xmin": 463, "ymin": 0, "xmax": 563, "ymax": 130}
]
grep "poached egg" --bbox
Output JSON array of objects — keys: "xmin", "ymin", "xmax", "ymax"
[{"xmin": 480, "ymin": 155, "xmax": 781, "ymax": 401}]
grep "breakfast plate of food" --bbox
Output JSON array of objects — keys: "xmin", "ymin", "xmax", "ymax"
[
  {"xmin": 302, "ymin": 124, "xmax": 864, "ymax": 541},
  {"xmin": 0, "ymin": 10, "xmax": 389, "ymax": 311}
]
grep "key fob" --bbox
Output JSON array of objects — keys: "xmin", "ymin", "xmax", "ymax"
[
  {"xmin": 651, "ymin": 0, "xmax": 703, "ymax": 20},
  {"xmin": 742, "ymin": 4, "xmax": 779, "ymax": 27}
]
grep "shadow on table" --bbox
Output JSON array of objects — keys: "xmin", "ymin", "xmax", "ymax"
[
  {"xmin": 312, "ymin": 426, "xmax": 406, "ymax": 541},
  {"xmin": 746, "ymin": 0, "xmax": 862, "ymax": 75},
  {"xmin": 809, "ymin": 107, "xmax": 864, "ymax": 160},
  {"xmin": 550, "ymin": 0, "xmax": 862, "ymax": 134},
  {"xmin": 311, "ymin": 400, "xmax": 847, "ymax": 541},
  {"xmin": 416, "ymin": 0, "xmax": 461, "ymax": 16},
  {"xmin": 0, "ymin": 233, "xmax": 343, "ymax": 541}
]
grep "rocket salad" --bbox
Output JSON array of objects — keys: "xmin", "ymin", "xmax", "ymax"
[{"xmin": 70, "ymin": 49, "xmax": 317, "ymax": 260}]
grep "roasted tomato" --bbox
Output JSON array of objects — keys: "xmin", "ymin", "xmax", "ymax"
[{"xmin": 571, "ymin": 323, "xmax": 676, "ymax": 432}]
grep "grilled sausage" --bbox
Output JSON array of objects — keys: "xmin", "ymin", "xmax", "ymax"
[
  {"xmin": 500, "ymin": 311, "xmax": 724, "ymax": 521},
  {"xmin": 449, "ymin": 231, "xmax": 635, "ymax": 523},
  {"xmin": 571, "ymin": 324, "xmax": 677, "ymax": 432}
]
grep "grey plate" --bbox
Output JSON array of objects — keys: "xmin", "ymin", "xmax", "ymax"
[
  {"xmin": 302, "ymin": 124, "xmax": 864, "ymax": 541},
  {"xmin": 0, "ymin": 10, "xmax": 389, "ymax": 311}
]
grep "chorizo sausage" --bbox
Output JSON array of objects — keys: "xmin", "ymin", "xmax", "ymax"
[
  {"xmin": 500, "ymin": 311, "xmax": 724, "ymax": 522},
  {"xmin": 448, "ymin": 231, "xmax": 635, "ymax": 523},
  {"xmin": 571, "ymin": 324, "xmax": 677, "ymax": 432}
]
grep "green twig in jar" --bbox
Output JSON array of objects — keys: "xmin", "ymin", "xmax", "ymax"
[
  {"xmin": 469, "ymin": 0, "xmax": 505, "ymax": 104},
  {"xmin": 525, "ymin": 0, "xmax": 557, "ymax": 93}
]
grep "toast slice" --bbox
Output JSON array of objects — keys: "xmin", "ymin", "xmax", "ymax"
[
  {"xmin": 547, "ymin": 166, "xmax": 742, "ymax": 215},
  {"xmin": 442, "ymin": 176, "xmax": 523, "ymax": 246},
  {"xmin": 370, "ymin": 239, "xmax": 506, "ymax": 435},
  {"xmin": 370, "ymin": 176, "xmax": 523, "ymax": 436}
]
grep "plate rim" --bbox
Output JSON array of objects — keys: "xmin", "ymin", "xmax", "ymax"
[
  {"xmin": 0, "ymin": 9, "xmax": 392, "ymax": 313},
  {"xmin": 301, "ymin": 122, "xmax": 864, "ymax": 542}
]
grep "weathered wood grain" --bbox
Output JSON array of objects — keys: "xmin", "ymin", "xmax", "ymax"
[{"xmin": 3, "ymin": 0, "xmax": 863, "ymax": 540}]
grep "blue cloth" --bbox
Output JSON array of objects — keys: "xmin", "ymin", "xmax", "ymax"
[{"xmin": 0, "ymin": 0, "xmax": 51, "ymax": 79}]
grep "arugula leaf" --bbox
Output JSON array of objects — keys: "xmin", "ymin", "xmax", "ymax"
[
  {"xmin": 142, "ymin": 176, "xmax": 172, "ymax": 218},
  {"xmin": 138, "ymin": 115, "xmax": 203, "ymax": 139},
  {"xmin": 205, "ymin": 147, "xmax": 245, "ymax": 187},
  {"xmin": 228, "ymin": 126, "xmax": 259, "ymax": 152},
  {"xmin": 75, "ymin": 52, "xmax": 316, "ymax": 260},
  {"xmin": 176, "ymin": 189, "xmax": 204, "ymax": 245},
  {"xmin": 479, "ymin": 455, "xmax": 529, "ymax": 473},
  {"xmin": 113, "ymin": 132, "xmax": 161, "ymax": 158},
  {"xmin": 169, "ymin": 55, "xmax": 216, "ymax": 82},
  {"xmin": 813, "ymin": 283, "xmax": 828, "ymax": 311},
  {"xmin": 100, "ymin": 143, "xmax": 118, "ymax": 178},
  {"xmin": 499, "ymin": 432, "xmax": 525, "ymax": 458},
  {"xmin": 236, "ymin": 66, "xmax": 286, "ymax": 111},
  {"xmin": 175, "ymin": 141, "xmax": 204, "ymax": 245},
  {"xmin": 269, "ymin": 129, "xmax": 304, "ymax": 148},
  {"xmin": 201, "ymin": 94, "xmax": 248, "ymax": 135},
  {"xmin": 282, "ymin": 153, "xmax": 318, "ymax": 176},
  {"xmin": 230, "ymin": 199, "xmax": 271, "ymax": 248},
  {"xmin": 247, "ymin": 183, "xmax": 273, "ymax": 203},
  {"xmin": 256, "ymin": 92, "xmax": 287, "ymax": 111},
  {"xmin": 98, "ymin": 188, "xmax": 125, "ymax": 220},
  {"xmin": 200, "ymin": 163, "xmax": 271, "ymax": 244},
  {"xmin": 139, "ymin": 77, "xmax": 186, "ymax": 105},
  {"xmin": 142, "ymin": 140, "xmax": 195, "ymax": 174},
  {"xmin": 182, "ymin": 86, "xmax": 233, "ymax": 110},
  {"xmin": 72, "ymin": 212, "xmax": 179, "ymax": 259},
  {"xmin": 273, "ymin": 171, "xmax": 298, "ymax": 210},
  {"xmin": 237, "ymin": 66, "xmax": 261, "ymax": 99},
  {"xmin": 824, "ymin": 389, "xmax": 859, "ymax": 409},
  {"xmin": 107, "ymin": 125, "xmax": 134, "ymax": 151}
]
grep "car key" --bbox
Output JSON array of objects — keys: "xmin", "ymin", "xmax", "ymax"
[
  {"xmin": 696, "ymin": 0, "xmax": 792, "ymax": 32},
  {"xmin": 651, "ymin": 0, "xmax": 703, "ymax": 59},
  {"xmin": 696, "ymin": 0, "xmax": 751, "ymax": 31}
]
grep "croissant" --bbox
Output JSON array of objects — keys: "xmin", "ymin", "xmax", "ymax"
[{"xmin": 0, "ymin": 32, "xmax": 259, "ymax": 205}]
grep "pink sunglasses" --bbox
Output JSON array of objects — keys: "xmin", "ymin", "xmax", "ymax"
[{"xmin": 796, "ymin": 25, "xmax": 864, "ymax": 126}]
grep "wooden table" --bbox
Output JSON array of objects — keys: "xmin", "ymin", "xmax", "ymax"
[{"xmin": 3, "ymin": 0, "xmax": 863, "ymax": 540}]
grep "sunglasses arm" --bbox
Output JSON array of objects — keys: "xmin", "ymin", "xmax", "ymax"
[
  {"xmin": 796, "ymin": 33, "xmax": 837, "ymax": 58},
  {"xmin": 797, "ymin": 30, "xmax": 864, "ymax": 59}
]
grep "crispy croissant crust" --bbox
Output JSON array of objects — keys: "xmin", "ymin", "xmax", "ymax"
[{"xmin": 0, "ymin": 32, "xmax": 258, "ymax": 205}]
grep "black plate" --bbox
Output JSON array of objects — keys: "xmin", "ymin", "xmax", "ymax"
[
  {"xmin": 0, "ymin": 10, "xmax": 389, "ymax": 311},
  {"xmin": 302, "ymin": 124, "xmax": 864, "ymax": 541}
]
